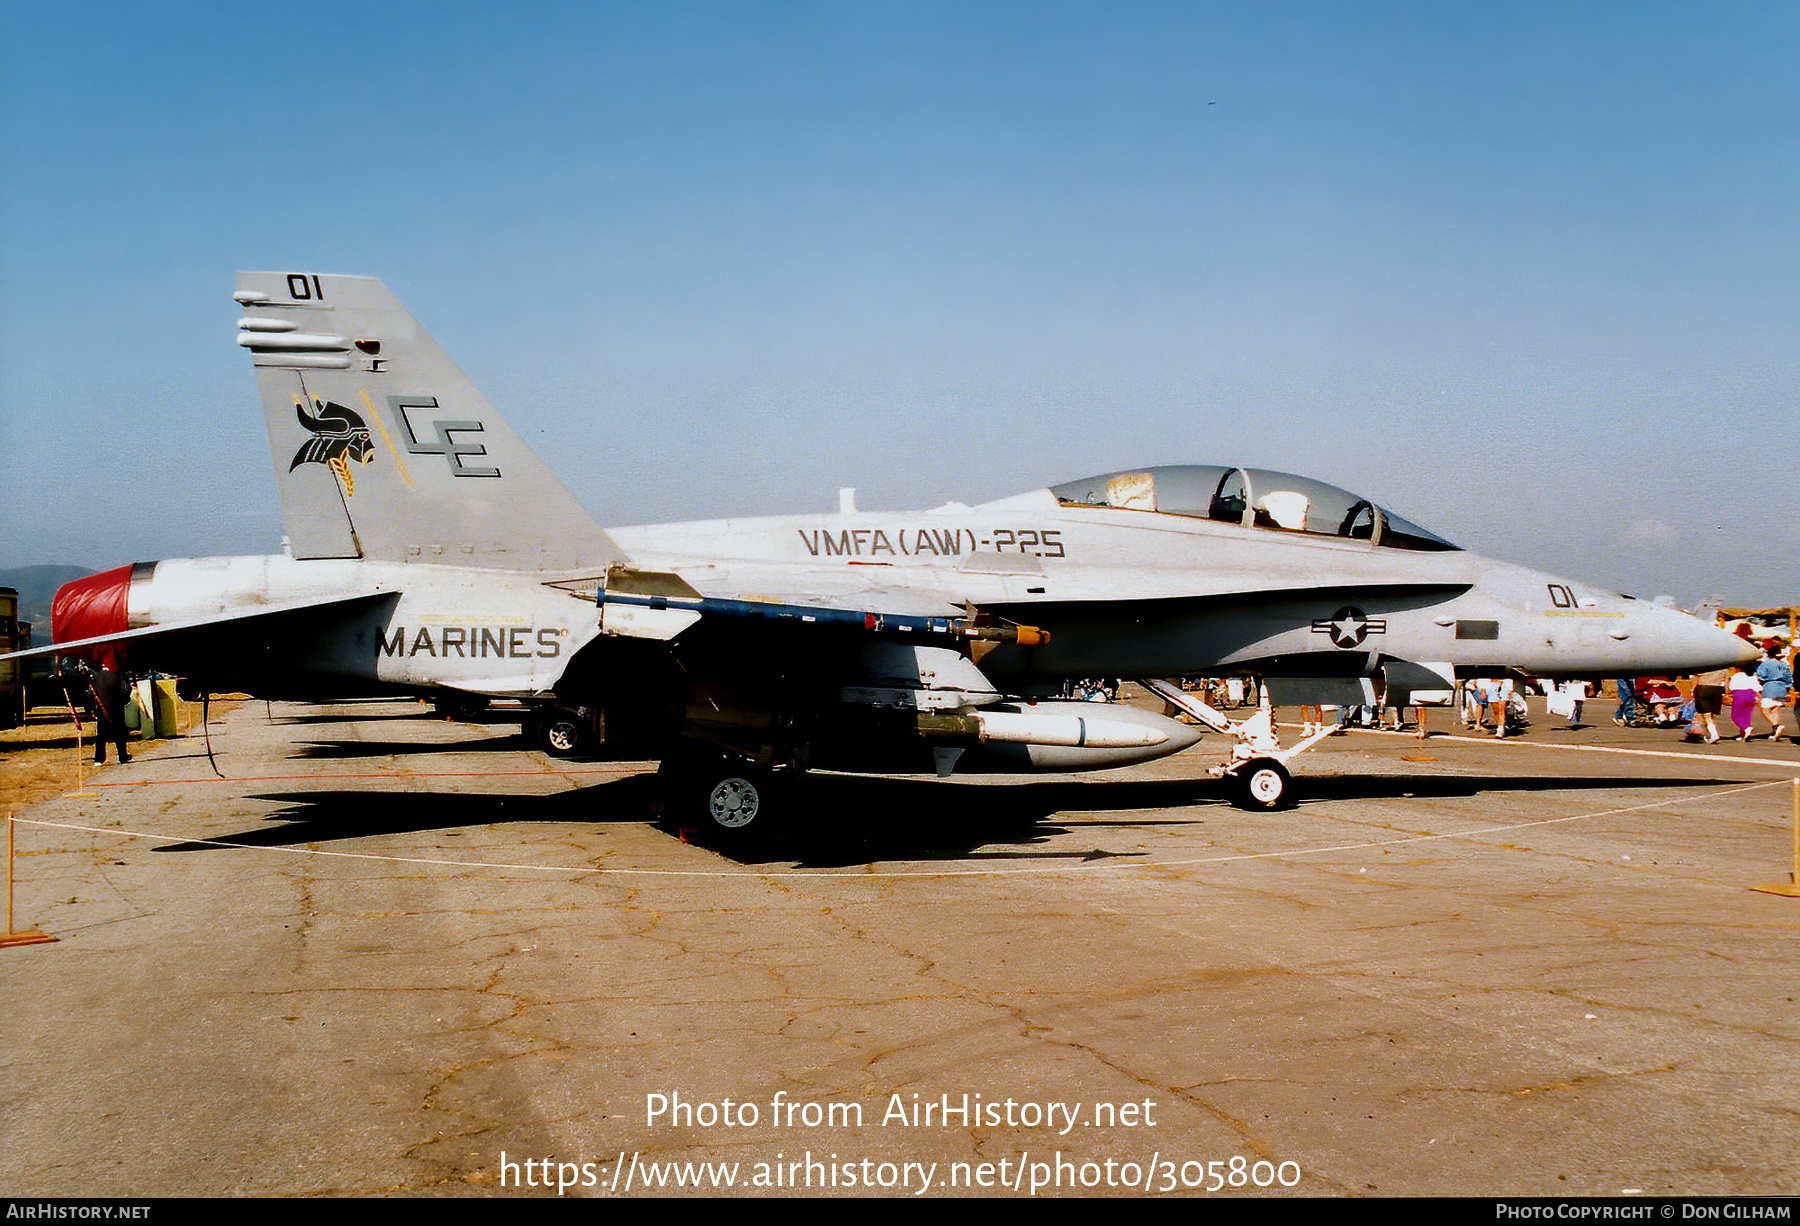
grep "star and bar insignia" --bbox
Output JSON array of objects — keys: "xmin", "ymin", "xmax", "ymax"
[{"xmin": 1310, "ymin": 606, "xmax": 1386, "ymax": 649}]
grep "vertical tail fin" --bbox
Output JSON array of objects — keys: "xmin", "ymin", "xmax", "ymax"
[{"xmin": 235, "ymin": 271, "xmax": 626, "ymax": 572}]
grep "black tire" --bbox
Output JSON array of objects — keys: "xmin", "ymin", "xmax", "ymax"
[
  {"xmin": 535, "ymin": 710, "xmax": 590, "ymax": 757},
  {"xmin": 435, "ymin": 694, "xmax": 491, "ymax": 722},
  {"xmin": 1232, "ymin": 757, "xmax": 1292, "ymax": 811},
  {"xmin": 660, "ymin": 751, "xmax": 784, "ymax": 845},
  {"xmin": 701, "ymin": 769, "xmax": 768, "ymax": 833}
]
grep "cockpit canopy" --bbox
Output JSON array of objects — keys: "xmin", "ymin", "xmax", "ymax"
[{"xmin": 1050, "ymin": 465, "xmax": 1459, "ymax": 552}]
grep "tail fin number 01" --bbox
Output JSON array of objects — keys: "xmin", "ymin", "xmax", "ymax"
[{"xmin": 287, "ymin": 273, "xmax": 326, "ymax": 301}]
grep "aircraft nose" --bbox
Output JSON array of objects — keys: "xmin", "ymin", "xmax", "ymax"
[{"xmin": 1650, "ymin": 609, "xmax": 1764, "ymax": 674}]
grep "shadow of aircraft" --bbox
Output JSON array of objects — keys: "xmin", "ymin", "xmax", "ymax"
[
  {"xmin": 3, "ymin": 734, "xmax": 85, "ymax": 752},
  {"xmin": 153, "ymin": 773, "xmax": 661, "ymax": 851},
  {"xmin": 289, "ymin": 734, "xmax": 532, "ymax": 759},
  {"xmin": 149, "ymin": 768, "xmax": 1739, "ymax": 868},
  {"xmin": 273, "ymin": 710, "xmax": 455, "ymax": 726}
]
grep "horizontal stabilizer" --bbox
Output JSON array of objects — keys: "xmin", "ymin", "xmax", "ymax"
[{"xmin": 1, "ymin": 591, "xmax": 391, "ymax": 664}]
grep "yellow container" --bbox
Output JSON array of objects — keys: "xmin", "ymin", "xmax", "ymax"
[
  {"xmin": 152, "ymin": 678, "xmax": 179, "ymax": 738},
  {"xmin": 125, "ymin": 679, "xmax": 180, "ymax": 740}
]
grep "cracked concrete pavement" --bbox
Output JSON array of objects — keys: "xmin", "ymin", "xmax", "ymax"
[{"xmin": 1, "ymin": 699, "xmax": 1796, "ymax": 1196}]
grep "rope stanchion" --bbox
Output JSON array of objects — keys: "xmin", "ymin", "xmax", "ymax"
[
  {"xmin": 1, "ymin": 813, "xmax": 56, "ymax": 949},
  {"xmin": 63, "ymin": 680, "xmax": 97, "ymax": 799},
  {"xmin": 1751, "ymin": 777, "xmax": 1800, "ymax": 898}
]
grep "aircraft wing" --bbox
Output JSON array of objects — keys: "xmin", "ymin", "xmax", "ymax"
[
  {"xmin": 686, "ymin": 582, "xmax": 969, "ymax": 619},
  {"xmin": 594, "ymin": 568, "xmax": 1003, "ymax": 645},
  {"xmin": 591, "ymin": 564, "xmax": 1470, "ymax": 653}
]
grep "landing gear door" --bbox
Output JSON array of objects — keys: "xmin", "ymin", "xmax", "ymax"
[{"xmin": 1381, "ymin": 659, "xmax": 1455, "ymax": 707}]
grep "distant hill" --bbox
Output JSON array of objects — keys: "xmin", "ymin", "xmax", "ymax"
[{"xmin": 0, "ymin": 565, "xmax": 97, "ymax": 638}]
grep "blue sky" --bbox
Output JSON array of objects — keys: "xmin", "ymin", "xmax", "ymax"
[{"xmin": 2, "ymin": 2, "xmax": 1796, "ymax": 604}]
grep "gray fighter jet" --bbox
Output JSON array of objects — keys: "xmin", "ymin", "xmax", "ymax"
[{"xmin": 26, "ymin": 273, "xmax": 1757, "ymax": 830}]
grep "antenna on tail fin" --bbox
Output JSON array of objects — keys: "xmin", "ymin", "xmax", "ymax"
[{"xmin": 234, "ymin": 271, "xmax": 626, "ymax": 573}]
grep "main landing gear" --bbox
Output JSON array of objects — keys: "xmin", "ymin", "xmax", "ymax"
[
  {"xmin": 533, "ymin": 707, "xmax": 594, "ymax": 757},
  {"xmin": 658, "ymin": 748, "xmax": 787, "ymax": 848},
  {"xmin": 434, "ymin": 693, "xmax": 490, "ymax": 722}
]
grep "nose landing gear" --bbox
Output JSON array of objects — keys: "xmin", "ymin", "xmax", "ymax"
[{"xmin": 1138, "ymin": 678, "xmax": 1321, "ymax": 810}]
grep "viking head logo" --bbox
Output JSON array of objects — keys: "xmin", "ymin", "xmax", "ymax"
[{"xmin": 291, "ymin": 398, "xmax": 375, "ymax": 495}]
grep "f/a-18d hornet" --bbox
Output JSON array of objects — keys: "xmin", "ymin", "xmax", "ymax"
[{"xmin": 24, "ymin": 272, "xmax": 1756, "ymax": 832}]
